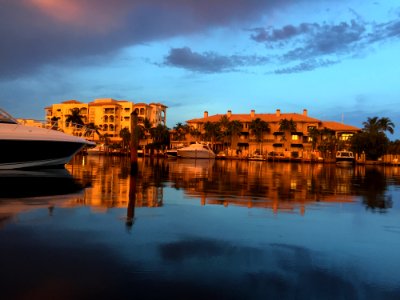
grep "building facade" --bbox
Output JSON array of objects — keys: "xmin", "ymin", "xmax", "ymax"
[
  {"xmin": 45, "ymin": 98, "xmax": 167, "ymax": 143},
  {"xmin": 183, "ymin": 109, "xmax": 361, "ymax": 159}
]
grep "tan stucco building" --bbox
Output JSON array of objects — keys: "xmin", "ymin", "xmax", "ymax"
[
  {"xmin": 184, "ymin": 108, "xmax": 360, "ymax": 158},
  {"xmin": 45, "ymin": 98, "xmax": 167, "ymax": 143}
]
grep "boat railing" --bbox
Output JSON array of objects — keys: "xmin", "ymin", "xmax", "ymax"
[{"xmin": 42, "ymin": 120, "xmax": 97, "ymax": 138}]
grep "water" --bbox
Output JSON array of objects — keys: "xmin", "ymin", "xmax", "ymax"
[{"xmin": 1, "ymin": 155, "xmax": 400, "ymax": 299}]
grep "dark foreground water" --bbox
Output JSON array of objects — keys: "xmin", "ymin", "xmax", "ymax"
[{"xmin": 1, "ymin": 155, "xmax": 400, "ymax": 300}]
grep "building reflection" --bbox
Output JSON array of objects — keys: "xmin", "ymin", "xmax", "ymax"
[
  {"xmin": 1, "ymin": 156, "xmax": 398, "ymax": 226},
  {"xmin": 65, "ymin": 155, "xmax": 399, "ymax": 215}
]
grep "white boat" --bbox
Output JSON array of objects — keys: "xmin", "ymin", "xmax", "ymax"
[
  {"xmin": 336, "ymin": 150, "xmax": 355, "ymax": 165},
  {"xmin": 87, "ymin": 143, "xmax": 106, "ymax": 155},
  {"xmin": 177, "ymin": 142, "xmax": 216, "ymax": 159},
  {"xmin": 0, "ymin": 108, "xmax": 95, "ymax": 169}
]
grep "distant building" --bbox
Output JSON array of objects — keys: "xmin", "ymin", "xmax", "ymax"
[
  {"xmin": 45, "ymin": 98, "xmax": 167, "ymax": 143},
  {"xmin": 183, "ymin": 109, "xmax": 361, "ymax": 158}
]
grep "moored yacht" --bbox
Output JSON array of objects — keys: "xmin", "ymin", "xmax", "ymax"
[
  {"xmin": 0, "ymin": 108, "xmax": 95, "ymax": 169},
  {"xmin": 336, "ymin": 150, "xmax": 355, "ymax": 165},
  {"xmin": 177, "ymin": 142, "xmax": 215, "ymax": 159}
]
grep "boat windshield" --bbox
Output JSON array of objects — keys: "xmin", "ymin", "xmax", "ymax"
[{"xmin": 0, "ymin": 108, "xmax": 18, "ymax": 124}]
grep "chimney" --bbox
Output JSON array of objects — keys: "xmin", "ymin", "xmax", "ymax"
[
  {"xmin": 303, "ymin": 109, "xmax": 308, "ymax": 116},
  {"xmin": 227, "ymin": 110, "xmax": 232, "ymax": 118},
  {"xmin": 204, "ymin": 111, "xmax": 208, "ymax": 118},
  {"xmin": 250, "ymin": 109, "xmax": 255, "ymax": 118},
  {"xmin": 276, "ymin": 109, "xmax": 281, "ymax": 117}
]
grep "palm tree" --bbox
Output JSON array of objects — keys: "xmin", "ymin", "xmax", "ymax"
[
  {"xmin": 189, "ymin": 127, "xmax": 202, "ymax": 141},
  {"xmin": 84, "ymin": 123, "xmax": 102, "ymax": 140},
  {"xmin": 65, "ymin": 108, "xmax": 84, "ymax": 128},
  {"xmin": 150, "ymin": 124, "xmax": 170, "ymax": 152},
  {"xmin": 278, "ymin": 118, "xmax": 296, "ymax": 151},
  {"xmin": 307, "ymin": 127, "xmax": 320, "ymax": 151},
  {"xmin": 50, "ymin": 116, "xmax": 60, "ymax": 130},
  {"xmin": 218, "ymin": 115, "xmax": 231, "ymax": 150},
  {"xmin": 351, "ymin": 116, "xmax": 395, "ymax": 160},
  {"xmin": 227, "ymin": 120, "xmax": 243, "ymax": 151},
  {"xmin": 203, "ymin": 121, "xmax": 221, "ymax": 149},
  {"xmin": 318, "ymin": 128, "xmax": 339, "ymax": 159},
  {"xmin": 119, "ymin": 127, "xmax": 131, "ymax": 152},
  {"xmin": 173, "ymin": 122, "xmax": 189, "ymax": 141},
  {"xmin": 363, "ymin": 116, "xmax": 395, "ymax": 135},
  {"xmin": 249, "ymin": 118, "xmax": 269, "ymax": 154}
]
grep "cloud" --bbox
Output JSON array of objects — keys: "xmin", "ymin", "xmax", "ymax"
[
  {"xmin": 0, "ymin": 0, "xmax": 288, "ymax": 79},
  {"xmin": 163, "ymin": 47, "xmax": 269, "ymax": 73},
  {"xmin": 247, "ymin": 13, "xmax": 400, "ymax": 74},
  {"xmin": 273, "ymin": 59, "xmax": 338, "ymax": 74}
]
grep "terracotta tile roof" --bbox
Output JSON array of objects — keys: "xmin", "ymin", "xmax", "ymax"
[
  {"xmin": 61, "ymin": 100, "xmax": 82, "ymax": 104},
  {"xmin": 88, "ymin": 99, "xmax": 122, "ymax": 106},
  {"xmin": 321, "ymin": 121, "xmax": 361, "ymax": 131},
  {"xmin": 187, "ymin": 112, "xmax": 321, "ymax": 124}
]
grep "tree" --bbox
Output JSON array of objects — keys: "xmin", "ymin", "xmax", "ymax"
[
  {"xmin": 189, "ymin": 127, "xmax": 202, "ymax": 141},
  {"xmin": 351, "ymin": 116, "xmax": 395, "ymax": 160},
  {"xmin": 173, "ymin": 122, "xmax": 189, "ymax": 141},
  {"xmin": 362, "ymin": 116, "xmax": 395, "ymax": 135},
  {"xmin": 65, "ymin": 108, "xmax": 84, "ymax": 127},
  {"xmin": 307, "ymin": 127, "xmax": 320, "ymax": 151},
  {"xmin": 227, "ymin": 120, "xmax": 243, "ymax": 150},
  {"xmin": 50, "ymin": 116, "xmax": 60, "ymax": 130},
  {"xmin": 218, "ymin": 115, "xmax": 231, "ymax": 150},
  {"xmin": 84, "ymin": 123, "xmax": 102, "ymax": 140},
  {"xmin": 203, "ymin": 121, "xmax": 221, "ymax": 148},
  {"xmin": 279, "ymin": 118, "xmax": 296, "ymax": 140},
  {"xmin": 119, "ymin": 127, "xmax": 131, "ymax": 152},
  {"xmin": 249, "ymin": 118, "xmax": 269, "ymax": 154},
  {"xmin": 318, "ymin": 128, "xmax": 339, "ymax": 159},
  {"xmin": 150, "ymin": 124, "xmax": 170, "ymax": 151}
]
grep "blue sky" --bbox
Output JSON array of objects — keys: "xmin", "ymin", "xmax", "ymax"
[{"xmin": 1, "ymin": 0, "xmax": 399, "ymax": 139}]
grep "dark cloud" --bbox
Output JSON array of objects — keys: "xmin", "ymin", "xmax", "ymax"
[
  {"xmin": 248, "ymin": 14, "xmax": 400, "ymax": 74},
  {"xmin": 0, "ymin": 0, "xmax": 287, "ymax": 79},
  {"xmin": 163, "ymin": 11, "xmax": 400, "ymax": 75},
  {"xmin": 163, "ymin": 47, "xmax": 269, "ymax": 73},
  {"xmin": 273, "ymin": 59, "xmax": 338, "ymax": 74},
  {"xmin": 251, "ymin": 20, "xmax": 368, "ymax": 60},
  {"xmin": 251, "ymin": 23, "xmax": 317, "ymax": 43}
]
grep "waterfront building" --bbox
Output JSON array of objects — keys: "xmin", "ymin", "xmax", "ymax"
[
  {"xmin": 45, "ymin": 98, "xmax": 167, "ymax": 143},
  {"xmin": 183, "ymin": 109, "xmax": 360, "ymax": 159}
]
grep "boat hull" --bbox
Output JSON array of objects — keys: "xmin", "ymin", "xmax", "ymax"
[
  {"xmin": 0, "ymin": 117, "xmax": 94, "ymax": 169},
  {"xmin": 336, "ymin": 158, "xmax": 355, "ymax": 165},
  {"xmin": 177, "ymin": 150, "xmax": 215, "ymax": 159},
  {"xmin": 0, "ymin": 139, "xmax": 87, "ymax": 169}
]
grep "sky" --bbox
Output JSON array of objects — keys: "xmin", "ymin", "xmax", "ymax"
[{"xmin": 1, "ymin": 0, "xmax": 399, "ymax": 139}]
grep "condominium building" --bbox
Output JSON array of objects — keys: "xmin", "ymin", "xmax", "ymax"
[
  {"xmin": 45, "ymin": 98, "xmax": 167, "ymax": 142},
  {"xmin": 184, "ymin": 108, "xmax": 361, "ymax": 158}
]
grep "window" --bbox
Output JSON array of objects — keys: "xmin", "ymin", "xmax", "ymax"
[
  {"xmin": 340, "ymin": 133, "xmax": 353, "ymax": 141},
  {"xmin": 291, "ymin": 134, "xmax": 299, "ymax": 141}
]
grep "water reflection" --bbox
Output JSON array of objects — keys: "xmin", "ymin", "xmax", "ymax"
[
  {"xmin": 1, "ymin": 156, "xmax": 396, "ymax": 217},
  {"xmin": 1, "ymin": 156, "xmax": 400, "ymax": 299},
  {"xmin": 66, "ymin": 156, "xmax": 400, "ymax": 215},
  {"xmin": 0, "ymin": 168, "xmax": 84, "ymax": 199}
]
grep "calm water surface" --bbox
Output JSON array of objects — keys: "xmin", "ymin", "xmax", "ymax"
[{"xmin": 1, "ymin": 155, "xmax": 400, "ymax": 299}]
